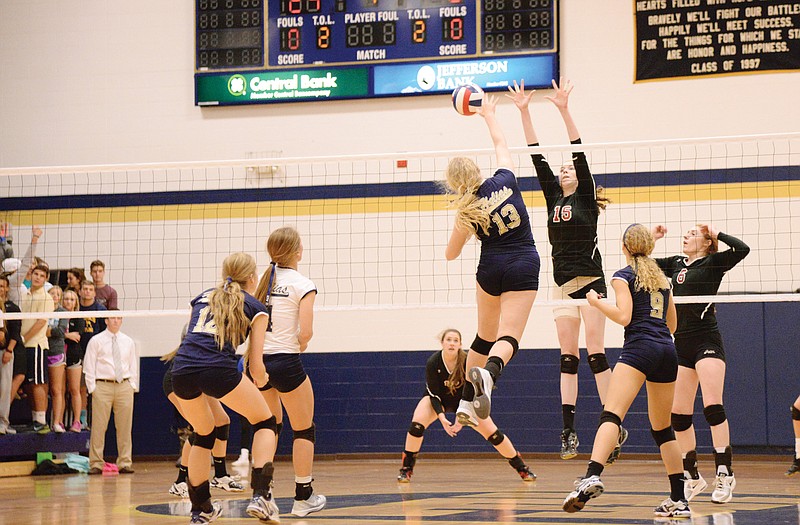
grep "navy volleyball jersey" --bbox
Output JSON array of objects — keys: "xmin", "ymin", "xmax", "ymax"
[
  {"xmin": 531, "ymin": 139, "xmax": 604, "ymax": 286},
  {"xmin": 425, "ymin": 350, "xmax": 465, "ymax": 414},
  {"xmin": 172, "ymin": 288, "xmax": 269, "ymax": 373},
  {"xmin": 475, "ymin": 168, "xmax": 536, "ymax": 256},
  {"xmin": 655, "ymin": 232, "xmax": 749, "ymax": 336},
  {"xmin": 612, "ymin": 266, "xmax": 673, "ymax": 345}
]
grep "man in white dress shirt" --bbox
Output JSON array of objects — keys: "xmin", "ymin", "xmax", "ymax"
[{"xmin": 84, "ymin": 312, "xmax": 138, "ymax": 474}]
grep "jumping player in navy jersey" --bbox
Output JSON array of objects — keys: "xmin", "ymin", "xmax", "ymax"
[
  {"xmin": 171, "ymin": 252, "xmax": 280, "ymax": 524},
  {"xmin": 652, "ymin": 223, "xmax": 749, "ymax": 503},
  {"xmin": 444, "ymin": 94, "xmax": 540, "ymax": 427},
  {"xmin": 508, "ymin": 78, "xmax": 620, "ymax": 462},
  {"xmin": 563, "ymin": 224, "xmax": 691, "ymax": 519},
  {"xmin": 396, "ymin": 328, "xmax": 535, "ymax": 483}
]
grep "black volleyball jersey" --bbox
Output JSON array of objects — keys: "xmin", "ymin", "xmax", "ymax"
[
  {"xmin": 475, "ymin": 168, "xmax": 536, "ymax": 256},
  {"xmin": 425, "ymin": 350, "xmax": 466, "ymax": 414},
  {"xmin": 612, "ymin": 266, "xmax": 673, "ymax": 346},
  {"xmin": 655, "ymin": 232, "xmax": 749, "ymax": 336},
  {"xmin": 531, "ymin": 139, "xmax": 604, "ymax": 286}
]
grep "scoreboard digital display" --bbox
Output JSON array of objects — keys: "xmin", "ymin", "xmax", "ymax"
[{"xmin": 195, "ymin": 0, "xmax": 558, "ymax": 105}]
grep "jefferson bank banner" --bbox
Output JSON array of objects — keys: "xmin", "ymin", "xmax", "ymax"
[{"xmin": 634, "ymin": 0, "xmax": 800, "ymax": 81}]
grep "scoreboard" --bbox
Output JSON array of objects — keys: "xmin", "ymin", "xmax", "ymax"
[{"xmin": 195, "ymin": 0, "xmax": 558, "ymax": 105}]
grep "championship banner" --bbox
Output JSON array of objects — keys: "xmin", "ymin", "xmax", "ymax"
[{"xmin": 634, "ymin": 0, "xmax": 800, "ymax": 81}]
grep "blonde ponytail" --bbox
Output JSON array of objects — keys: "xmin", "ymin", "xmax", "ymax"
[
  {"xmin": 444, "ymin": 157, "xmax": 490, "ymax": 236},
  {"xmin": 622, "ymin": 224, "xmax": 669, "ymax": 293}
]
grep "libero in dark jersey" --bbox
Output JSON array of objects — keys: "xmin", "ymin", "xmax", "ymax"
[
  {"xmin": 396, "ymin": 329, "xmax": 534, "ymax": 483},
  {"xmin": 563, "ymin": 223, "xmax": 690, "ymax": 519},
  {"xmin": 444, "ymin": 94, "xmax": 539, "ymax": 429},
  {"xmin": 170, "ymin": 252, "xmax": 281, "ymax": 524},
  {"xmin": 652, "ymin": 223, "xmax": 749, "ymax": 505},
  {"xmin": 508, "ymin": 78, "xmax": 615, "ymax": 462}
]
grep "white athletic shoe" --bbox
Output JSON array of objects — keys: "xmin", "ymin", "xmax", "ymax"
[
  {"xmin": 291, "ymin": 493, "xmax": 327, "ymax": 517},
  {"xmin": 456, "ymin": 399, "xmax": 479, "ymax": 427},
  {"xmin": 189, "ymin": 501, "xmax": 222, "ymax": 524},
  {"xmin": 169, "ymin": 481, "xmax": 189, "ymax": 498},
  {"xmin": 653, "ymin": 497, "xmax": 691, "ymax": 518},
  {"xmin": 468, "ymin": 367, "xmax": 494, "ymax": 420},
  {"xmin": 711, "ymin": 473, "xmax": 736, "ymax": 504},
  {"xmin": 562, "ymin": 475, "xmax": 604, "ymax": 513},
  {"xmin": 232, "ymin": 449, "xmax": 250, "ymax": 468},
  {"xmin": 210, "ymin": 475, "xmax": 245, "ymax": 492},
  {"xmin": 684, "ymin": 473, "xmax": 707, "ymax": 502},
  {"xmin": 246, "ymin": 494, "xmax": 280, "ymax": 524}
]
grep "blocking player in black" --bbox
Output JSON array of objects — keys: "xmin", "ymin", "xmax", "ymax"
[
  {"xmin": 171, "ymin": 252, "xmax": 279, "ymax": 524},
  {"xmin": 444, "ymin": 94, "xmax": 540, "ymax": 427},
  {"xmin": 562, "ymin": 224, "xmax": 690, "ymax": 519},
  {"xmin": 652, "ymin": 223, "xmax": 749, "ymax": 504},
  {"xmin": 508, "ymin": 78, "xmax": 621, "ymax": 462},
  {"xmin": 396, "ymin": 328, "xmax": 535, "ymax": 483}
]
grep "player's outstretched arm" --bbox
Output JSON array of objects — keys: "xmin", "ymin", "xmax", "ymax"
[
  {"xmin": 477, "ymin": 94, "xmax": 513, "ymax": 168},
  {"xmin": 544, "ymin": 77, "xmax": 580, "ymax": 142},
  {"xmin": 506, "ymin": 79, "xmax": 538, "ymax": 145}
]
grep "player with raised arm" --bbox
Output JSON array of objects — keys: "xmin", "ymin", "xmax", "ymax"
[
  {"xmin": 444, "ymin": 94, "xmax": 540, "ymax": 428},
  {"xmin": 652, "ymin": 223, "xmax": 749, "ymax": 503},
  {"xmin": 508, "ymin": 78, "xmax": 621, "ymax": 463}
]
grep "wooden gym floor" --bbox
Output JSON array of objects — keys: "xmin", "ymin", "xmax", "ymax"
[{"xmin": 1, "ymin": 456, "xmax": 798, "ymax": 525}]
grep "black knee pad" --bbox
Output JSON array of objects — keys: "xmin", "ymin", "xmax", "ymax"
[
  {"xmin": 560, "ymin": 354, "xmax": 579, "ymax": 375},
  {"xmin": 599, "ymin": 410, "xmax": 622, "ymax": 428},
  {"xmin": 215, "ymin": 424, "xmax": 230, "ymax": 442},
  {"xmin": 588, "ymin": 353, "xmax": 610, "ymax": 374},
  {"xmin": 703, "ymin": 404, "xmax": 727, "ymax": 427},
  {"xmin": 408, "ymin": 422, "xmax": 425, "ymax": 438},
  {"xmin": 793, "ymin": 406, "xmax": 800, "ymax": 421},
  {"xmin": 275, "ymin": 422, "xmax": 283, "ymax": 438},
  {"xmin": 486, "ymin": 430, "xmax": 505, "ymax": 446},
  {"xmin": 192, "ymin": 430, "xmax": 216, "ymax": 450},
  {"xmin": 470, "ymin": 335, "xmax": 494, "ymax": 356},
  {"xmin": 651, "ymin": 426, "xmax": 676, "ymax": 447},
  {"xmin": 497, "ymin": 335, "xmax": 519, "ymax": 359},
  {"xmin": 293, "ymin": 423, "xmax": 316, "ymax": 444},
  {"xmin": 252, "ymin": 416, "xmax": 277, "ymax": 434},
  {"xmin": 671, "ymin": 413, "xmax": 694, "ymax": 432}
]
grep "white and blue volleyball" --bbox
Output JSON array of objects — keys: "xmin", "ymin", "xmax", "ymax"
[{"xmin": 451, "ymin": 83, "xmax": 484, "ymax": 116}]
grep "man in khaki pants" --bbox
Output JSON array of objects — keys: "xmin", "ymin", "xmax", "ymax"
[{"xmin": 83, "ymin": 311, "xmax": 138, "ymax": 474}]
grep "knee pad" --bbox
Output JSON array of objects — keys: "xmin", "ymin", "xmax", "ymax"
[
  {"xmin": 588, "ymin": 353, "xmax": 610, "ymax": 374},
  {"xmin": 192, "ymin": 430, "xmax": 216, "ymax": 450},
  {"xmin": 408, "ymin": 422, "xmax": 425, "ymax": 438},
  {"xmin": 252, "ymin": 416, "xmax": 277, "ymax": 434},
  {"xmin": 275, "ymin": 422, "xmax": 283, "ymax": 438},
  {"xmin": 293, "ymin": 423, "xmax": 316, "ymax": 444},
  {"xmin": 560, "ymin": 354, "xmax": 579, "ymax": 375},
  {"xmin": 497, "ymin": 335, "xmax": 519, "ymax": 358},
  {"xmin": 598, "ymin": 410, "xmax": 621, "ymax": 428},
  {"xmin": 651, "ymin": 426, "xmax": 676, "ymax": 447},
  {"xmin": 470, "ymin": 335, "xmax": 494, "ymax": 356},
  {"xmin": 486, "ymin": 430, "xmax": 505, "ymax": 446},
  {"xmin": 792, "ymin": 406, "xmax": 800, "ymax": 421},
  {"xmin": 671, "ymin": 413, "xmax": 694, "ymax": 432},
  {"xmin": 215, "ymin": 424, "xmax": 230, "ymax": 442},
  {"xmin": 703, "ymin": 404, "xmax": 727, "ymax": 427}
]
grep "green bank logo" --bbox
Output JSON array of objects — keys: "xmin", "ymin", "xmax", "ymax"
[{"xmin": 228, "ymin": 75, "xmax": 247, "ymax": 96}]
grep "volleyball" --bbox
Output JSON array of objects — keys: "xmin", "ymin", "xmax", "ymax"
[{"xmin": 451, "ymin": 83, "xmax": 484, "ymax": 116}]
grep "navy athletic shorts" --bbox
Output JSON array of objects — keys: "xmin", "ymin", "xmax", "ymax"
[
  {"xmin": 162, "ymin": 367, "xmax": 174, "ymax": 397},
  {"xmin": 476, "ymin": 249, "xmax": 540, "ymax": 297},
  {"xmin": 675, "ymin": 330, "xmax": 725, "ymax": 368},
  {"xmin": 617, "ymin": 340, "xmax": 678, "ymax": 383},
  {"xmin": 257, "ymin": 353, "xmax": 308, "ymax": 393},
  {"xmin": 171, "ymin": 366, "xmax": 242, "ymax": 400}
]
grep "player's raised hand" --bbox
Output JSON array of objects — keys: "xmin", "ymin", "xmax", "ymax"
[
  {"xmin": 477, "ymin": 93, "xmax": 497, "ymax": 118},
  {"xmin": 506, "ymin": 79, "xmax": 534, "ymax": 110},
  {"xmin": 698, "ymin": 223, "xmax": 719, "ymax": 240},
  {"xmin": 651, "ymin": 224, "xmax": 668, "ymax": 240},
  {"xmin": 544, "ymin": 77, "xmax": 573, "ymax": 110}
]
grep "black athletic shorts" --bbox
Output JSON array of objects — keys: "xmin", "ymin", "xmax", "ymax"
[
  {"xmin": 162, "ymin": 367, "xmax": 174, "ymax": 397},
  {"xmin": 65, "ymin": 343, "xmax": 83, "ymax": 368},
  {"xmin": 617, "ymin": 340, "xmax": 678, "ymax": 383},
  {"xmin": 172, "ymin": 366, "xmax": 242, "ymax": 400},
  {"xmin": 12, "ymin": 345, "xmax": 26, "ymax": 377},
  {"xmin": 675, "ymin": 331, "xmax": 725, "ymax": 369},
  {"xmin": 476, "ymin": 249, "xmax": 540, "ymax": 297},
  {"xmin": 257, "ymin": 353, "xmax": 308, "ymax": 393}
]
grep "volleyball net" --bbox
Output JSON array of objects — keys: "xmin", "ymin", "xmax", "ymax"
[{"xmin": 1, "ymin": 132, "xmax": 799, "ymax": 323}]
